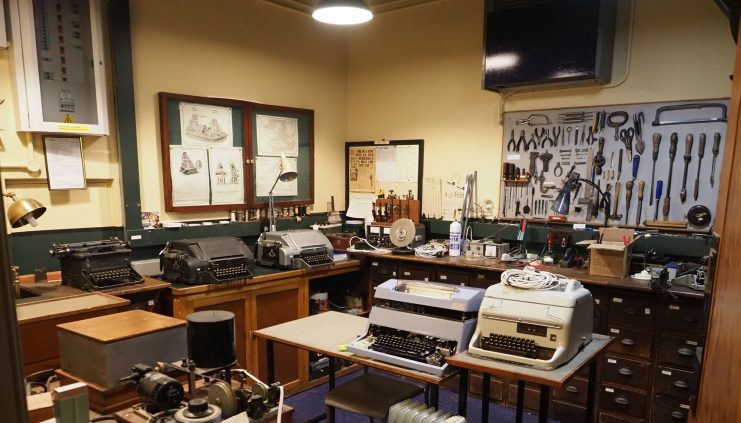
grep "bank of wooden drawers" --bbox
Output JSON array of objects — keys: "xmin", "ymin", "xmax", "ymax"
[
  {"xmin": 651, "ymin": 396, "xmax": 690, "ymax": 422},
  {"xmin": 553, "ymin": 376, "xmax": 589, "ymax": 405},
  {"xmin": 398, "ymin": 263, "xmax": 432, "ymax": 281},
  {"xmin": 660, "ymin": 300, "xmax": 704, "ymax": 337},
  {"xmin": 551, "ymin": 399, "xmax": 587, "ymax": 422},
  {"xmin": 434, "ymin": 268, "xmax": 471, "ymax": 286},
  {"xmin": 607, "ymin": 326, "xmax": 654, "ymax": 360},
  {"xmin": 609, "ymin": 295, "xmax": 656, "ymax": 328},
  {"xmin": 654, "ymin": 366, "xmax": 695, "ymax": 400},
  {"xmin": 657, "ymin": 334, "xmax": 701, "ymax": 369},
  {"xmin": 600, "ymin": 385, "xmax": 648, "ymax": 419}
]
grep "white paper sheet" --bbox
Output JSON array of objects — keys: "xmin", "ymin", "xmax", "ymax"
[
  {"xmin": 256, "ymin": 115, "xmax": 299, "ymax": 157},
  {"xmin": 395, "ymin": 144, "xmax": 419, "ymax": 182},
  {"xmin": 179, "ymin": 102, "xmax": 233, "ymax": 148},
  {"xmin": 348, "ymin": 146, "xmax": 376, "ymax": 192},
  {"xmin": 170, "ymin": 146, "xmax": 210, "ymax": 206},
  {"xmin": 422, "ymin": 177, "xmax": 443, "ymax": 219},
  {"xmin": 255, "ymin": 156, "xmax": 298, "ymax": 197},
  {"xmin": 375, "ymin": 146, "xmax": 397, "ymax": 182},
  {"xmin": 208, "ymin": 148, "xmax": 244, "ymax": 205},
  {"xmin": 443, "ymin": 176, "xmax": 466, "ymax": 220},
  {"xmin": 44, "ymin": 137, "xmax": 86, "ymax": 190},
  {"xmin": 347, "ymin": 192, "xmax": 377, "ymax": 227}
]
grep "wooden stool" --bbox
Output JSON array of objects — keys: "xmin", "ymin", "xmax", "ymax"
[{"xmin": 325, "ymin": 373, "xmax": 424, "ymax": 422}]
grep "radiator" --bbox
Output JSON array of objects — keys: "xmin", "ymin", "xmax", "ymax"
[{"xmin": 388, "ymin": 400, "xmax": 466, "ymax": 423}]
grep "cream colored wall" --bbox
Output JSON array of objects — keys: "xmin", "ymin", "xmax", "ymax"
[
  {"xmin": 346, "ymin": 0, "xmax": 736, "ymax": 212},
  {"xmin": 130, "ymin": 0, "xmax": 349, "ymax": 221},
  {"xmin": 0, "ymin": 48, "xmax": 122, "ymax": 233}
]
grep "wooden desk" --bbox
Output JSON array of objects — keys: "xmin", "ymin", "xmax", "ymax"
[
  {"xmin": 253, "ymin": 311, "xmax": 455, "ymax": 410},
  {"xmin": 447, "ymin": 334, "xmax": 612, "ymax": 423}
]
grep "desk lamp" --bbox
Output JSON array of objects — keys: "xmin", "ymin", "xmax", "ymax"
[
  {"xmin": 551, "ymin": 168, "xmax": 610, "ymax": 228},
  {"xmin": 268, "ymin": 154, "xmax": 297, "ymax": 232},
  {"xmin": 3, "ymin": 192, "xmax": 46, "ymax": 228}
]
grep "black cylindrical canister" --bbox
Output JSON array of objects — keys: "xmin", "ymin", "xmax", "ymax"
[{"xmin": 186, "ymin": 310, "xmax": 237, "ymax": 369}]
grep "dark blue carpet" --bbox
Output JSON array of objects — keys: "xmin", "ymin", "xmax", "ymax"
[{"xmin": 284, "ymin": 368, "xmax": 554, "ymax": 422}]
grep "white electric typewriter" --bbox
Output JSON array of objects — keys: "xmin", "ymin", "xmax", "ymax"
[
  {"xmin": 347, "ymin": 279, "xmax": 485, "ymax": 375},
  {"xmin": 468, "ymin": 273, "xmax": 593, "ymax": 370}
]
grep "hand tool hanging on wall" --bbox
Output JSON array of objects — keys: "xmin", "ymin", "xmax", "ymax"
[
  {"xmin": 566, "ymin": 127, "xmax": 573, "ymax": 145},
  {"xmin": 631, "ymin": 155, "xmax": 640, "ymax": 180},
  {"xmin": 710, "ymin": 132, "xmax": 721, "ymax": 187},
  {"xmin": 694, "ymin": 133, "xmax": 706, "ymax": 201},
  {"xmin": 679, "ymin": 133, "xmax": 694, "ymax": 203},
  {"xmin": 594, "ymin": 137, "xmax": 606, "ymax": 175},
  {"xmin": 607, "ymin": 111, "xmax": 629, "ymax": 141},
  {"xmin": 592, "ymin": 111, "xmax": 601, "ymax": 135},
  {"xmin": 539, "ymin": 151, "xmax": 553, "ymax": 172},
  {"xmin": 525, "ymin": 133, "xmax": 537, "ymax": 151},
  {"xmin": 649, "ymin": 133, "xmax": 661, "ymax": 206},
  {"xmin": 516, "ymin": 114, "xmax": 552, "ymax": 126},
  {"xmin": 663, "ymin": 133, "xmax": 679, "ymax": 219},
  {"xmin": 592, "ymin": 180, "xmax": 601, "ymax": 218},
  {"xmin": 652, "ymin": 103, "xmax": 727, "ymax": 126},
  {"xmin": 610, "ymin": 182, "xmax": 622, "ymax": 221},
  {"xmin": 617, "ymin": 149, "xmax": 624, "ymax": 180},
  {"xmin": 624, "ymin": 180, "xmax": 633, "ymax": 225},
  {"xmin": 523, "ymin": 187, "xmax": 534, "ymax": 214},
  {"xmin": 633, "ymin": 112, "xmax": 645, "ymax": 155},
  {"xmin": 507, "ymin": 130, "xmax": 516, "ymax": 152},
  {"xmin": 654, "ymin": 180, "xmax": 663, "ymax": 221},
  {"xmin": 553, "ymin": 126, "xmax": 562, "ymax": 146},
  {"xmin": 619, "ymin": 128, "xmax": 634, "ymax": 162},
  {"xmin": 636, "ymin": 180, "xmax": 645, "ymax": 226},
  {"xmin": 529, "ymin": 152, "xmax": 539, "ymax": 182}
]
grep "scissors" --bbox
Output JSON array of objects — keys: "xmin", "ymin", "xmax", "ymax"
[{"xmin": 619, "ymin": 127, "xmax": 635, "ymax": 163}]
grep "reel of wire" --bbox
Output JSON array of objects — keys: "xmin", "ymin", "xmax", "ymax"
[
  {"xmin": 501, "ymin": 266, "xmax": 574, "ymax": 290},
  {"xmin": 414, "ymin": 241, "xmax": 448, "ymax": 258}
]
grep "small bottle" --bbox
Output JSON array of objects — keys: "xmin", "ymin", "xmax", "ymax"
[{"xmin": 449, "ymin": 218, "xmax": 462, "ymax": 257}]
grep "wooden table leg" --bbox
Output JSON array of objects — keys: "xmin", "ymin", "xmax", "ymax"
[
  {"xmin": 516, "ymin": 380, "xmax": 525, "ymax": 423},
  {"xmin": 585, "ymin": 359, "xmax": 597, "ymax": 422},
  {"xmin": 539, "ymin": 384, "xmax": 551, "ymax": 423},
  {"xmin": 267, "ymin": 339, "xmax": 275, "ymax": 384},
  {"xmin": 482, "ymin": 373, "xmax": 490, "ymax": 423},
  {"xmin": 457, "ymin": 369, "xmax": 469, "ymax": 417}
]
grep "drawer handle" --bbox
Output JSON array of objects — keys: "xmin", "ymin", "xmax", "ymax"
[
  {"xmin": 566, "ymin": 385, "xmax": 579, "ymax": 394},
  {"xmin": 614, "ymin": 397, "xmax": 630, "ymax": 406},
  {"xmin": 677, "ymin": 347, "xmax": 694, "ymax": 357},
  {"xmin": 618, "ymin": 367, "xmax": 633, "ymax": 377},
  {"xmin": 621, "ymin": 338, "xmax": 636, "ymax": 347},
  {"xmin": 683, "ymin": 316, "xmax": 697, "ymax": 323},
  {"xmin": 673, "ymin": 380, "xmax": 689, "ymax": 389},
  {"xmin": 624, "ymin": 308, "xmax": 638, "ymax": 315},
  {"xmin": 671, "ymin": 410, "xmax": 687, "ymax": 420}
]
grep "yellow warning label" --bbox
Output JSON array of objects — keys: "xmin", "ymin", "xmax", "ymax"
[
  {"xmin": 63, "ymin": 114, "xmax": 74, "ymax": 123},
  {"xmin": 58, "ymin": 123, "xmax": 91, "ymax": 133}
]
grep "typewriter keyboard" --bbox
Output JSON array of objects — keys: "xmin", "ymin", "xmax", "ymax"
[
  {"xmin": 366, "ymin": 325, "xmax": 456, "ymax": 367},
  {"xmin": 300, "ymin": 252, "xmax": 334, "ymax": 266},
  {"xmin": 480, "ymin": 334, "xmax": 538, "ymax": 358},
  {"xmin": 209, "ymin": 263, "xmax": 253, "ymax": 281},
  {"xmin": 85, "ymin": 267, "xmax": 143, "ymax": 288}
]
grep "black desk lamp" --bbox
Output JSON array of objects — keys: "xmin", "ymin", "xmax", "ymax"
[
  {"xmin": 551, "ymin": 168, "xmax": 611, "ymax": 228},
  {"xmin": 268, "ymin": 154, "xmax": 297, "ymax": 232}
]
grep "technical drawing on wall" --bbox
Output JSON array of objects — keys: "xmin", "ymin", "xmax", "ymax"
[
  {"xmin": 170, "ymin": 146, "xmax": 209, "ymax": 206},
  {"xmin": 179, "ymin": 102, "xmax": 233, "ymax": 147},
  {"xmin": 256, "ymin": 114, "xmax": 299, "ymax": 157},
  {"xmin": 208, "ymin": 147, "xmax": 244, "ymax": 205}
]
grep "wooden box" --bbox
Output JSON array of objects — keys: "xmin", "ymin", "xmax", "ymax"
[
  {"xmin": 57, "ymin": 310, "xmax": 187, "ymax": 389},
  {"xmin": 586, "ymin": 228, "xmax": 635, "ymax": 278}
]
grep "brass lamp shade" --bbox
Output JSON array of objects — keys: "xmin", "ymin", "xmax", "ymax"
[{"xmin": 5, "ymin": 194, "xmax": 46, "ymax": 228}]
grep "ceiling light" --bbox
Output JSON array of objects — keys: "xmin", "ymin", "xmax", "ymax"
[{"xmin": 313, "ymin": 0, "xmax": 373, "ymax": 25}]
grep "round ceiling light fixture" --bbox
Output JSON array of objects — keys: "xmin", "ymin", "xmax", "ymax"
[{"xmin": 312, "ymin": 0, "xmax": 373, "ymax": 25}]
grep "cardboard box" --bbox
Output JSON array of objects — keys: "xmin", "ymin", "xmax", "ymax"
[
  {"xmin": 57, "ymin": 310, "xmax": 186, "ymax": 389},
  {"xmin": 585, "ymin": 228, "xmax": 636, "ymax": 278}
]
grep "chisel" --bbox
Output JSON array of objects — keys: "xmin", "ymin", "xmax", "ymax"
[
  {"xmin": 636, "ymin": 180, "xmax": 645, "ymax": 226},
  {"xmin": 710, "ymin": 132, "xmax": 721, "ymax": 187},
  {"xmin": 617, "ymin": 149, "xmax": 623, "ymax": 180},
  {"xmin": 649, "ymin": 134, "xmax": 661, "ymax": 206},
  {"xmin": 654, "ymin": 180, "xmax": 663, "ymax": 220},
  {"xmin": 625, "ymin": 180, "xmax": 633, "ymax": 225},
  {"xmin": 679, "ymin": 133, "xmax": 693, "ymax": 203},
  {"xmin": 694, "ymin": 133, "xmax": 706, "ymax": 201},
  {"xmin": 663, "ymin": 133, "xmax": 678, "ymax": 219}
]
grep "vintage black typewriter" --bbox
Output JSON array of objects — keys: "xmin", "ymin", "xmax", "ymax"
[
  {"xmin": 50, "ymin": 238, "xmax": 144, "ymax": 291},
  {"xmin": 160, "ymin": 236, "xmax": 255, "ymax": 285}
]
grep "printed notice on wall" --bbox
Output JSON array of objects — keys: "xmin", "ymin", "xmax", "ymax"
[
  {"xmin": 395, "ymin": 144, "xmax": 419, "ymax": 183},
  {"xmin": 349, "ymin": 146, "xmax": 376, "ymax": 192},
  {"xmin": 375, "ymin": 146, "xmax": 397, "ymax": 182},
  {"xmin": 44, "ymin": 137, "xmax": 86, "ymax": 190}
]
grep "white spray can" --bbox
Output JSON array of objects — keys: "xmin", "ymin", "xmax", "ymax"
[{"xmin": 449, "ymin": 218, "xmax": 462, "ymax": 257}]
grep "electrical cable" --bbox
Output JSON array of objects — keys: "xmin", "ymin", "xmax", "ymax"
[
  {"xmin": 414, "ymin": 242, "xmax": 448, "ymax": 258},
  {"xmin": 232, "ymin": 368, "xmax": 284, "ymax": 423},
  {"xmin": 500, "ymin": 266, "xmax": 575, "ymax": 290}
]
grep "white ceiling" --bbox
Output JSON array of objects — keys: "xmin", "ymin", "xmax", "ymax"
[{"xmin": 263, "ymin": 0, "xmax": 441, "ymax": 15}]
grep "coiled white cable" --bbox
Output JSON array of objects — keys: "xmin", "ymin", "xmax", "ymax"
[
  {"xmin": 414, "ymin": 242, "xmax": 448, "ymax": 258},
  {"xmin": 501, "ymin": 266, "xmax": 572, "ymax": 290}
]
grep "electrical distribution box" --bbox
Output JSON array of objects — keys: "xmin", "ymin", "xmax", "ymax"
[{"xmin": 7, "ymin": 0, "xmax": 109, "ymax": 135}]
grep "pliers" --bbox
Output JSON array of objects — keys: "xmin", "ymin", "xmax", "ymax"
[
  {"xmin": 508, "ymin": 130, "xmax": 527, "ymax": 152},
  {"xmin": 535, "ymin": 128, "xmax": 556, "ymax": 148},
  {"xmin": 552, "ymin": 126, "xmax": 562, "ymax": 146},
  {"xmin": 525, "ymin": 133, "xmax": 537, "ymax": 151},
  {"xmin": 507, "ymin": 129, "xmax": 517, "ymax": 152}
]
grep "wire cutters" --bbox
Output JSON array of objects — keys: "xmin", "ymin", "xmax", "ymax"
[
  {"xmin": 507, "ymin": 129, "xmax": 517, "ymax": 152},
  {"xmin": 525, "ymin": 133, "xmax": 537, "ymax": 151},
  {"xmin": 619, "ymin": 128, "xmax": 635, "ymax": 162}
]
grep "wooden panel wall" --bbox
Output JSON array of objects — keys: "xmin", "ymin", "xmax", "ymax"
[{"xmin": 691, "ymin": 24, "xmax": 741, "ymax": 423}]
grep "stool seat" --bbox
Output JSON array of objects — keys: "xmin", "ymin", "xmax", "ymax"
[{"xmin": 325, "ymin": 373, "xmax": 424, "ymax": 419}]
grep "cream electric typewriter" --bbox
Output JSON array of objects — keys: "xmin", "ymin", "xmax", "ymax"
[
  {"xmin": 348, "ymin": 279, "xmax": 484, "ymax": 375},
  {"xmin": 469, "ymin": 278, "xmax": 593, "ymax": 370}
]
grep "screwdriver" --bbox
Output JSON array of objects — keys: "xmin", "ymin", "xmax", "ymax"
[
  {"xmin": 654, "ymin": 180, "xmax": 663, "ymax": 220},
  {"xmin": 636, "ymin": 180, "xmax": 645, "ymax": 226},
  {"xmin": 632, "ymin": 155, "xmax": 640, "ymax": 180},
  {"xmin": 710, "ymin": 132, "xmax": 721, "ymax": 187},
  {"xmin": 694, "ymin": 133, "xmax": 706, "ymax": 201}
]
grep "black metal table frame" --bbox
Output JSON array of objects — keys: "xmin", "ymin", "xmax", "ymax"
[
  {"xmin": 456, "ymin": 359, "xmax": 599, "ymax": 423},
  {"xmin": 265, "ymin": 339, "xmax": 441, "ymax": 421}
]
